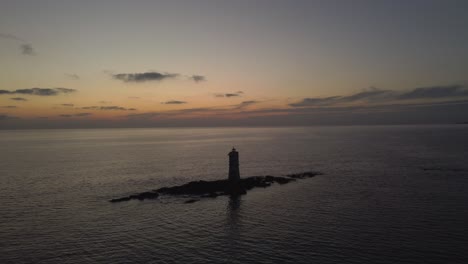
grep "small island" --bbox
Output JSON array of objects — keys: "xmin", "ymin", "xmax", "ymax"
[{"xmin": 110, "ymin": 148, "xmax": 322, "ymax": 203}]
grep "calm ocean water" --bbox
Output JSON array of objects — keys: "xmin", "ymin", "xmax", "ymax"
[{"xmin": 1, "ymin": 125, "xmax": 467, "ymax": 264}]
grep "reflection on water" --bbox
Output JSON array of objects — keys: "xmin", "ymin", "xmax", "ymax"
[
  {"xmin": 228, "ymin": 194, "xmax": 241, "ymax": 211},
  {"xmin": 226, "ymin": 195, "xmax": 241, "ymax": 234},
  {"xmin": 225, "ymin": 195, "xmax": 242, "ymax": 258},
  {"xmin": 226, "ymin": 194, "xmax": 242, "ymax": 232}
]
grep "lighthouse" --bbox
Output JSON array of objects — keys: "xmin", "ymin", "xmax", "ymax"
[{"xmin": 228, "ymin": 147, "xmax": 240, "ymax": 182}]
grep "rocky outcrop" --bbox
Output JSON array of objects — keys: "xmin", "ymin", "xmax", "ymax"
[
  {"xmin": 110, "ymin": 171, "xmax": 322, "ymax": 203},
  {"xmin": 110, "ymin": 191, "xmax": 159, "ymax": 202}
]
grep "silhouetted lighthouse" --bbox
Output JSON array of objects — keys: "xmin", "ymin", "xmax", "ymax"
[{"xmin": 228, "ymin": 147, "xmax": 240, "ymax": 182}]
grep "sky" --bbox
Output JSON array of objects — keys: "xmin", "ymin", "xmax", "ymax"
[{"xmin": 1, "ymin": 0, "xmax": 468, "ymax": 128}]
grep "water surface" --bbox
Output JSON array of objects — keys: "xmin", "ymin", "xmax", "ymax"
[{"xmin": 1, "ymin": 125, "xmax": 467, "ymax": 263}]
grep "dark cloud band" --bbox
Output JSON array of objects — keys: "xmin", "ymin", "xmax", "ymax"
[
  {"xmin": 60, "ymin": 113, "xmax": 92, "ymax": 118},
  {"xmin": 0, "ymin": 114, "xmax": 19, "ymax": 120},
  {"xmin": 397, "ymin": 85, "xmax": 468, "ymax": 100},
  {"xmin": 290, "ymin": 85, "xmax": 468, "ymax": 107},
  {"xmin": 113, "ymin": 71, "xmax": 206, "ymax": 83},
  {"xmin": 215, "ymin": 91, "xmax": 244, "ymax": 98},
  {"xmin": 0, "ymin": 88, "xmax": 76, "ymax": 96},
  {"xmin": 113, "ymin": 72, "xmax": 179, "ymax": 82}
]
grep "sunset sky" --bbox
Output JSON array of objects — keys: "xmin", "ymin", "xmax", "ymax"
[{"xmin": 1, "ymin": 0, "xmax": 468, "ymax": 128}]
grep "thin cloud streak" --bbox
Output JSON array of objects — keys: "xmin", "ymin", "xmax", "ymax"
[
  {"xmin": 80, "ymin": 106, "xmax": 136, "ymax": 111},
  {"xmin": 215, "ymin": 91, "xmax": 244, "ymax": 98},
  {"xmin": 0, "ymin": 88, "xmax": 76, "ymax": 96},
  {"xmin": 397, "ymin": 85, "xmax": 468, "ymax": 99},
  {"xmin": 59, "ymin": 113, "xmax": 92, "ymax": 118},
  {"xmin": 0, "ymin": 114, "xmax": 19, "ymax": 120},
  {"xmin": 0, "ymin": 33, "xmax": 36, "ymax": 56},
  {"xmin": 162, "ymin": 100, "xmax": 187, "ymax": 104},
  {"xmin": 232, "ymin": 100, "xmax": 258, "ymax": 109},
  {"xmin": 127, "ymin": 100, "xmax": 259, "ymax": 120},
  {"xmin": 290, "ymin": 84, "xmax": 468, "ymax": 107},
  {"xmin": 113, "ymin": 72, "xmax": 179, "ymax": 82},
  {"xmin": 0, "ymin": 33, "xmax": 25, "ymax": 42},
  {"xmin": 10, "ymin": 97, "xmax": 27, "ymax": 101}
]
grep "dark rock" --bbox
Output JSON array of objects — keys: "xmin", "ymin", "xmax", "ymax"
[
  {"xmin": 109, "ymin": 171, "xmax": 321, "ymax": 203},
  {"xmin": 109, "ymin": 191, "xmax": 159, "ymax": 203},
  {"xmin": 110, "ymin": 197, "xmax": 131, "ymax": 203},
  {"xmin": 136, "ymin": 191, "xmax": 160, "ymax": 200},
  {"xmin": 287, "ymin": 171, "xmax": 322, "ymax": 179},
  {"xmin": 202, "ymin": 192, "xmax": 219, "ymax": 198},
  {"xmin": 184, "ymin": 199, "xmax": 200, "ymax": 204}
]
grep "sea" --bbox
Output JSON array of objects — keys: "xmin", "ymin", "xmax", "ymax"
[{"xmin": 1, "ymin": 125, "xmax": 467, "ymax": 264}]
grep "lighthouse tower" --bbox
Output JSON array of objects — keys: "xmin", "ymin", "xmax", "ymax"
[{"xmin": 228, "ymin": 148, "xmax": 240, "ymax": 182}]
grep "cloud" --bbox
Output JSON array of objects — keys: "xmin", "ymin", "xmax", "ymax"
[
  {"xmin": 233, "ymin": 100, "xmax": 258, "ymax": 109},
  {"xmin": 397, "ymin": 85, "xmax": 468, "ymax": 100},
  {"xmin": 11, "ymin": 97, "xmax": 27, "ymax": 101},
  {"xmin": 65, "ymin": 74, "xmax": 80, "ymax": 80},
  {"xmin": 289, "ymin": 84, "xmax": 468, "ymax": 107},
  {"xmin": 100, "ymin": 106, "xmax": 136, "ymax": 111},
  {"xmin": 339, "ymin": 88, "xmax": 393, "ymax": 102},
  {"xmin": 0, "ymin": 114, "xmax": 19, "ymax": 120},
  {"xmin": 1, "ymin": 106, "xmax": 17, "ymax": 108},
  {"xmin": 59, "ymin": 113, "xmax": 92, "ymax": 118},
  {"xmin": 80, "ymin": 106, "xmax": 136, "ymax": 111},
  {"xmin": 191, "ymin": 75, "xmax": 206, "ymax": 82},
  {"xmin": 0, "ymin": 33, "xmax": 36, "ymax": 56},
  {"xmin": 127, "ymin": 107, "xmax": 216, "ymax": 119},
  {"xmin": 0, "ymin": 33, "xmax": 24, "ymax": 42},
  {"xmin": 4, "ymin": 99, "xmax": 468, "ymax": 128},
  {"xmin": 215, "ymin": 91, "xmax": 244, "ymax": 98},
  {"xmin": 80, "ymin": 106, "xmax": 97, "ymax": 110},
  {"xmin": 128, "ymin": 100, "xmax": 259, "ymax": 120},
  {"xmin": 61, "ymin": 104, "xmax": 74, "ymax": 107},
  {"xmin": 162, "ymin": 100, "xmax": 187, "ymax": 104},
  {"xmin": 0, "ymin": 88, "xmax": 76, "ymax": 96},
  {"xmin": 75, "ymin": 113, "xmax": 92, "ymax": 117},
  {"xmin": 20, "ymin": 44, "xmax": 35, "ymax": 55},
  {"xmin": 289, "ymin": 96, "xmax": 341, "ymax": 107},
  {"xmin": 113, "ymin": 72, "xmax": 179, "ymax": 82}
]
